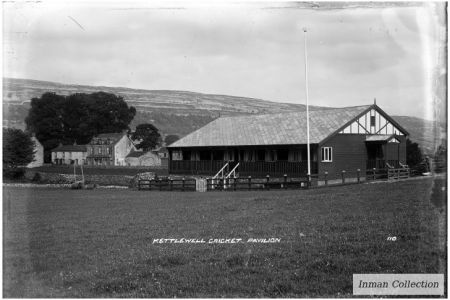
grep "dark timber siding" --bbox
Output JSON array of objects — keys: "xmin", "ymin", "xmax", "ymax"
[
  {"xmin": 398, "ymin": 135, "xmax": 407, "ymax": 164},
  {"xmin": 318, "ymin": 135, "xmax": 368, "ymax": 179}
]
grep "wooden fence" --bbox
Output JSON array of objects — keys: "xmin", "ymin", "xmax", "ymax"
[
  {"xmin": 138, "ymin": 178, "xmax": 196, "ymax": 191},
  {"xmin": 206, "ymin": 175, "xmax": 310, "ymax": 191},
  {"xmin": 138, "ymin": 167, "xmax": 411, "ymax": 192}
]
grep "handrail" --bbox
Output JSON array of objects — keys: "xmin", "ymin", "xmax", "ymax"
[
  {"xmin": 399, "ymin": 162, "xmax": 409, "ymax": 169},
  {"xmin": 226, "ymin": 162, "xmax": 239, "ymax": 179},
  {"xmin": 212, "ymin": 162, "xmax": 229, "ymax": 179}
]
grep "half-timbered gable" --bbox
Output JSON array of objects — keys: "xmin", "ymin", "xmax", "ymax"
[{"xmin": 338, "ymin": 107, "xmax": 407, "ymax": 135}]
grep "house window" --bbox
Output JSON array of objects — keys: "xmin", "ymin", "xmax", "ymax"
[
  {"xmin": 98, "ymin": 148, "xmax": 102, "ymax": 154},
  {"xmin": 90, "ymin": 148, "xmax": 94, "ymax": 155},
  {"xmin": 106, "ymin": 147, "xmax": 110, "ymax": 154},
  {"xmin": 321, "ymin": 147, "xmax": 332, "ymax": 162},
  {"xmin": 370, "ymin": 116, "xmax": 376, "ymax": 127}
]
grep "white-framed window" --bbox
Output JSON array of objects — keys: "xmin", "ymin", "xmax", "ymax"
[
  {"xmin": 98, "ymin": 147, "xmax": 102, "ymax": 154},
  {"xmin": 106, "ymin": 147, "xmax": 110, "ymax": 154},
  {"xmin": 321, "ymin": 147, "xmax": 332, "ymax": 162}
]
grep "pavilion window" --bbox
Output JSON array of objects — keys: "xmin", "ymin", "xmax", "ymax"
[
  {"xmin": 268, "ymin": 150, "xmax": 276, "ymax": 162},
  {"xmin": 321, "ymin": 147, "xmax": 333, "ymax": 162},
  {"xmin": 247, "ymin": 150, "xmax": 254, "ymax": 161},
  {"xmin": 292, "ymin": 150, "xmax": 301, "ymax": 161},
  {"xmin": 370, "ymin": 116, "xmax": 376, "ymax": 127}
]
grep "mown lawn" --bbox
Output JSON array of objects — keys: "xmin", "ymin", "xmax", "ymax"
[{"xmin": 3, "ymin": 177, "xmax": 446, "ymax": 297}]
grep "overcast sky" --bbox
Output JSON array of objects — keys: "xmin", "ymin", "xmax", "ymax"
[{"xmin": 3, "ymin": 1, "xmax": 446, "ymax": 120}]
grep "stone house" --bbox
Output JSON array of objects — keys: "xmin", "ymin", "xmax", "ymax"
[
  {"xmin": 86, "ymin": 133, "xmax": 136, "ymax": 166},
  {"xmin": 51, "ymin": 143, "xmax": 87, "ymax": 165}
]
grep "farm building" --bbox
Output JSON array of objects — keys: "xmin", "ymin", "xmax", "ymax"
[
  {"xmin": 125, "ymin": 150, "xmax": 162, "ymax": 167},
  {"xmin": 51, "ymin": 143, "xmax": 87, "ymax": 165},
  {"xmin": 27, "ymin": 135, "xmax": 44, "ymax": 168},
  {"xmin": 86, "ymin": 133, "xmax": 136, "ymax": 166},
  {"xmin": 167, "ymin": 104, "xmax": 409, "ymax": 178}
]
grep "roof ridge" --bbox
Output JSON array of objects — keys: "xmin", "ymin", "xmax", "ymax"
[{"xmin": 215, "ymin": 104, "xmax": 372, "ymax": 120}]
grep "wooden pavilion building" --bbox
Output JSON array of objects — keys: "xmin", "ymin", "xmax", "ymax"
[{"xmin": 167, "ymin": 104, "xmax": 409, "ymax": 178}]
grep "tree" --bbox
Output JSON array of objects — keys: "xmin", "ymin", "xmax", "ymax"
[
  {"xmin": 132, "ymin": 124, "xmax": 161, "ymax": 151},
  {"xmin": 25, "ymin": 92, "xmax": 136, "ymax": 162},
  {"xmin": 164, "ymin": 134, "xmax": 180, "ymax": 146},
  {"xmin": 3, "ymin": 128, "xmax": 35, "ymax": 171},
  {"xmin": 406, "ymin": 138, "xmax": 423, "ymax": 167}
]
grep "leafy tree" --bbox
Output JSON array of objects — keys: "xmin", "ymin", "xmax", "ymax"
[
  {"xmin": 132, "ymin": 124, "xmax": 161, "ymax": 151},
  {"xmin": 3, "ymin": 128, "xmax": 35, "ymax": 172},
  {"xmin": 406, "ymin": 138, "xmax": 423, "ymax": 167},
  {"xmin": 164, "ymin": 134, "xmax": 180, "ymax": 146},
  {"xmin": 25, "ymin": 92, "xmax": 65, "ymax": 160},
  {"xmin": 25, "ymin": 92, "xmax": 136, "ymax": 162}
]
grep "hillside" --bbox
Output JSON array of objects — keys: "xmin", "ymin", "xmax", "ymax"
[{"xmin": 2, "ymin": 77, "xmax": 444, "ymax": 154}]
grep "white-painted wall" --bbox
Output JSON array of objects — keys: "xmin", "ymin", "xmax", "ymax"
[{"xmin": 114, "ymin": 135, "xmax": 136, "ymax": 166}]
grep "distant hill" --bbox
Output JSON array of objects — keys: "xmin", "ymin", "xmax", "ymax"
[{"xmin": 2, "ymin": 77, "xmax": 444, "ymax": 154}]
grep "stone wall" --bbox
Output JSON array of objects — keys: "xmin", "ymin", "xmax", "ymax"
[{"xmin": 24, "ymin": 170, "xmax": 134, "ymax": 186}]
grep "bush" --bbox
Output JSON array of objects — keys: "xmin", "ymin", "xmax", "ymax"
[
  {"xmin": 3, "ymin": 168, "xmax": 25, "ymax": 180},
  {"xmin": 31, "ymin": 172, "xmax": 42, "ymax": 182}
]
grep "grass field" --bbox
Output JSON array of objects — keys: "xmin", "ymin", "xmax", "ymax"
[{"xmin": 3, "ymin": 177, "xmax": 446, "ymax": 297}]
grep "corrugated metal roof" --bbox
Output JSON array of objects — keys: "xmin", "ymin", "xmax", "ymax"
[
  {"xmin": 51, "ymin": 144, "xmax": 87, "ymax": 152},
  {"xmin": 169, "ymin": 105, "xmax": 372, "ymax": 147}
]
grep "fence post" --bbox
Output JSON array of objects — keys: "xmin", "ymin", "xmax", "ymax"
[
  {"xmin": 324, "ymin": 172, "xmax": 328, "ymax": 186},
  {"xmin": 284, "ymin": 174, "xmax": 288, "ymax": 189},
  {"xmin": 341, "ymin": 170, "xmax": 346, "ymax": 184},
  {"xmin": 182, "ymin": 177, "xmax": 185, "ymax": 191},
  {"xmin": 149, "ymin": 179, "xmax": 152, "ymax": 191},
  {"xmin": 138, "ymin": 179, "xmax": 141, "ymax": 190},
  {"xmin": 357, "ymin": 169, "xmax": 361, "ymax": 183},
  {"xmin": 159, "ymin": 179, "xmax": 162, "ymax": 191},
  {"xmin": 170, "ymin": 178, "xmax": 173, "ymax": 191},
  {"xmin": 233, "ymin": 177, "xmax": 237, "ymax": 191},
  {"xmin": 373, "ymin": 168, "xmax": 376, "ymax": 180},
  {"xmin": 397, "ymin": 169, "xmax": 400, "ymax": 180},
  {"xmin": 266, "ymin": 175, "xmax": 270, "ymax": 190},
  {"xmin": 248, "ymin": 176, "xmax": 252, "ymax": 191}
]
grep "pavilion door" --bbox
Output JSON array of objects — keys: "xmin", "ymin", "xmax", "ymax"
[{"xmin": 366, "ymin": 143, "xmax": 384, "ymax": 169}]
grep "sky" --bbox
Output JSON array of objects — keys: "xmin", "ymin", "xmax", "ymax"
[{"xmin": 3, "ymin": 1, "xmax": 446, "ymax": 120}]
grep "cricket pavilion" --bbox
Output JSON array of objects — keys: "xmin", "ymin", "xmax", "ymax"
[{"xmin": 167, "ymin": 104, "xmax": 409, "ymax": 179}]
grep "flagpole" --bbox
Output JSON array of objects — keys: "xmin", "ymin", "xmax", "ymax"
[{"xmin": 304, "ymin": 28, "xmax": 311, "ymax": 180}]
